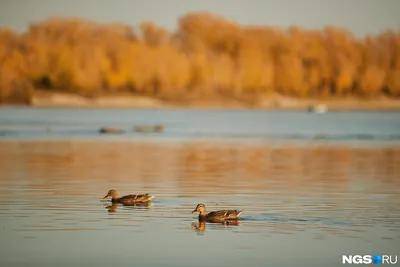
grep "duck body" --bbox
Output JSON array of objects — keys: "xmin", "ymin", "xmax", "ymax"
[
  {"xmin": 99, "ymin": 127, "xmax": 125, "ymax": 134},
  {"xmin": 192, "ymin": 203, "xmax": 243, "ymax": 223},
  {"xmin": 134, "ymin": 125, "xmax": 164, "ymax": 133},
  {"xmin": 103, "ymin": 189, "xmax": 154, "ymax": 205},
  {"xmin": 111, "ymin": 193, "xmax": 154, "ymax": 205}
]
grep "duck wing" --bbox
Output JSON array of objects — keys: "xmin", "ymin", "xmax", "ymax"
[
  {"xmin": 134, "ymin": 193, "xmax": 154, "ymax": 202},
  {"xmin": 225, "ymin": 209, "xmax": 243, "ymax": 219},
  {"xmin": 207, "ymin": 210, "xmax": 228, "ymax": 218},
  {"xmin": 119, "ymin": 193, "xmax": 153, "ymax": 203},
  {"xmin": 208, "ymin": 209, "xmax": 243, "ymax": 219}
]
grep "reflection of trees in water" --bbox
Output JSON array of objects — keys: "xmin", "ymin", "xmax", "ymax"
[
  {"xmin": 176, "ymin": 144, "xmax": 355, "ymax": 191},
  {"xmin": 1, "ymin": 141, "xmax": 176, "ymax": 182},
  {"xmin": 298, "ymin": 146, "xmax": 351, "ymax": 182},
  {"xmin": 350, "ymin": 147, "xmax": 400, "ymax": 183},
  {"xmin": 0, "ymin": 141, "xmax": 399, "ymax": 195},
  {"xmin": 177, "ymin": 143, "xmax": 238, "ymax": 186}
]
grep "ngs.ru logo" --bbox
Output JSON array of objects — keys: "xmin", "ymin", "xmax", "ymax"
[{"xmin": 342, "ymin": 255, "xmax": 398, "ymax": 265}]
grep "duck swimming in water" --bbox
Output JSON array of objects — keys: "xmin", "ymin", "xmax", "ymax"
[
  {"xmin": 191, "ymin": 203, "xmax": 243, "ymax": 223},
  {"xmin": 133, "ymin": 125, "xmax": 164, "ymax": 133},
  {"xmin": 102, "ymin": 189, "xmax": 155, "ymax": 205}
]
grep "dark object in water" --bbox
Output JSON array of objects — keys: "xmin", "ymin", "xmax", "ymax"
[
  {"xmin": 133, "ymin": 124, "xmax": 164, "ymax": 133},
  {"xmin": 307, "ymin": 104, "xmax": 327, "ymax": 113},
  {"xmin": 102, "ymin": 189, "xmax": 155, "ymax": 205},
  {"xmin": 99, "ymin": 127, "xmax": 125, "ymax": 134},
  {"xmin": 191, "ymin": 203, "xmax": 243, "ymax": 223}
]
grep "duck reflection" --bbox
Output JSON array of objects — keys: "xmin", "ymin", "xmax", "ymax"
[
  {"xmin": 191, "ymin": 220, "xmax": 207, "ymax": 233},
  {"xmin": 191, "ymin": 219, "xmax": 241, "ymax": 234},
  {"xmin": 105, "ymin": 203, "xmax": 118, "ymax": 213},
  {"xmin": 103, "ymin": 201, "xmax": 153, "ymax": 213}
]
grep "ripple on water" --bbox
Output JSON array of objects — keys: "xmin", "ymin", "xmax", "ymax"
[{"xmin": 0, "ymin": 137, "xmax": 399, "ymax": 266}]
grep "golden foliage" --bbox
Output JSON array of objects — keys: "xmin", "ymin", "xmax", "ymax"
[
  {"xmin": 386, "ymin": 69, "xmax": 400, "ymax": 96},
  {"xmin": 0, "ymin": 13, "xmax": 400, "ymax": 103},
  {"xmin": 358, "ymin": 65, "xmax": 386, "ymax": 96},
  {"xmin": 140, "ymin": 22, "xmax": 170, "ymax": 46}
]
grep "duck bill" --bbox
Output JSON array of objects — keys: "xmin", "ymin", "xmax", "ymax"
[
  {"xmin": 103, "ymin": 194, "xmax": 110, "ymax": 199},
  {"xmin": 191, "ymin": 209, "xmax": 197, "ymax": 214}
]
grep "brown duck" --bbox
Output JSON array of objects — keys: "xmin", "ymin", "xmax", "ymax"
[
  {"xmin": 191, "ymin": 203, "xmax": 243, "ymax": 223},
  {"xmin": 133, "ymin": 125, "xmax": 164, "ymax": 133},
  {"xmin": 102, "ymin": 189, "xmax": 154, "ymax": 205},
  {"xmin": 99, "ymin": 127, "xmax": 125, "ymax": 134}
]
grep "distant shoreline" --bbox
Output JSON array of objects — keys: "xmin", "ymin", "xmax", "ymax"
[{"xmin": 2, "ymin": 92, "xmax": 400, "ymax": 111}]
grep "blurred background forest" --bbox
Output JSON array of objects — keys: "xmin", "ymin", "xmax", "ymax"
[{"xmin": 0, "ymin": 12, "xmax": 399, "ymax": 105}]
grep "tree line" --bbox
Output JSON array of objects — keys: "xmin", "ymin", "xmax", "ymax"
[{"xmin": 0, "ymin": 12, "xmax": 399, "ymax": 104}]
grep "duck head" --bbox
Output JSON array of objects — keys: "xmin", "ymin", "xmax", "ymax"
[
  {"xmin": 192, "ymin": 203, "xmax": 207, "ymax": 215},
  {"xmin": 103, "ymin": 189, "xmax": 118, "ymax": 199}
]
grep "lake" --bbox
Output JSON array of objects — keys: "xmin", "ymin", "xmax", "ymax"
[{"xmin": 0, "ymin": 108, "xmax": 399, "ymax": 267}]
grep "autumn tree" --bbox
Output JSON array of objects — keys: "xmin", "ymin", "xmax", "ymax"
[
  {"xmin": 0, "ymin": 29, "xmax": 32, "ymax": 103},
  {"xmin": 140, "ymin": 22, "xmax": 170, "ymax": 46},
  {"xmin": 0, "ymin": 12, "xmax": 400, "ymax": 104}
]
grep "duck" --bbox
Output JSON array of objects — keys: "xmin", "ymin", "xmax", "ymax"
[
  {"xmin": 133, "ymin": 124, "xmax": 164, "ymax": 133},
  {"xmin": 191, "ymin": 203, "xmax": 243, "ymax": 223},
  {"xmin": 102, "ymin": 189, "xmax": 155, "ymax": 205},
  {"xmin": 99, "ymin": 127, "xmax": 125, "ymax": 134}
]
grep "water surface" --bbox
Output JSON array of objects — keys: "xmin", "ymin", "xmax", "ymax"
[
  {"xmin": 1, "ymin": 108, "xmax": 400, "ymax": 143},
  {"xmin": 0, "ymin": 108, "xmax": 399, "ymax": 267}
]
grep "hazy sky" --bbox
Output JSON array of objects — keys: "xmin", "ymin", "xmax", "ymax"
[{"xmin": 0, "ymin": 0, "xmax": 399, "ymax": 36}]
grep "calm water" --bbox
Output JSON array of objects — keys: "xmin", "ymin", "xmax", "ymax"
[
  {"xmin": 0, "ymin": 108, "xmax": 399, "ymax": 267},
  {"xmin": 1, "ymin": 107, "xmax": 400, "ymax": 143}
]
